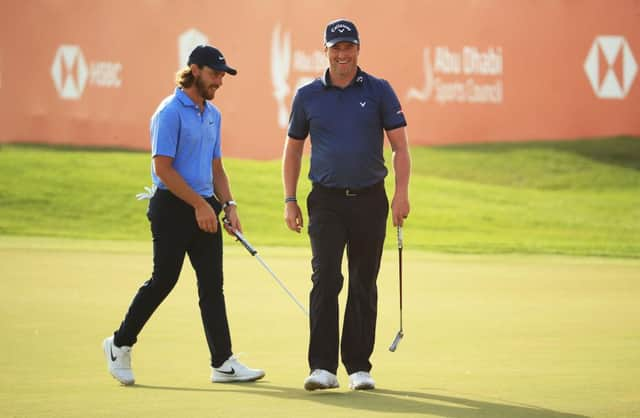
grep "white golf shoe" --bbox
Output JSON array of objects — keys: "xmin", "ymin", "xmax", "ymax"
[
  {"xmin": 349, "ymin": 371, "xmax": 375, "ymax": 390},
  {"xmin": 211, "ymin": 356, "xmax": 265, "ymax": 383},
  {"xmin": 102, "ymin": 336, "xmax": 135, "ymax": 385},
  {"xmin": 304, "ymin": 369, "xmax": 339, "ymax": 391}
]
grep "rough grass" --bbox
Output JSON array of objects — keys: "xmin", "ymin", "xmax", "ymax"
[{"xmin": 0, "ymin": 136, "xmax": 638, "ymax": 257}]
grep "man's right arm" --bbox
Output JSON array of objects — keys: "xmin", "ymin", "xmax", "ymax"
[
  {"xmin": 153, "ymin": 156, "xmax": 218, "ymax": 233},
  {"xmin": 282, "ymin": 137, "xmax": 305, "ymax": 233}
]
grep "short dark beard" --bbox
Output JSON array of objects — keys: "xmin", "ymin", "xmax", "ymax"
[{"xmin": 195, "ymin": 75, "xmax": 214, "ymax": 101}]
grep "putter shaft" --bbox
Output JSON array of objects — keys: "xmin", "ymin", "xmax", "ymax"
[
  {"xmin": 223, "ymin": 218, "xmax": 308, "ymax": 317},
  {"xmin": 254, "ymin": 254, "xmax": 309, "ymax": 316},
  {"xmin": 389, "ymin": 226, "xmax": 404, "ymax": 352}
]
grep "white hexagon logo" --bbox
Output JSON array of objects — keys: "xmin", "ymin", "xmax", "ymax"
[
  {"xmin": 178, "ymin": 29, "xmax": 208, "ymax": 69},
  {"xmin": 584, "ymin": 36, "xmax": 637, "ymax": 99},
  {"xmin": 51, "ymin": 45, "xmax": 88, "ymax": 100}
]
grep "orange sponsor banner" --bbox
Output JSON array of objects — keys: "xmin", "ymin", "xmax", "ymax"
[{"xmin": 0, "ymin": 0, "xmax": 638, "ymax": 159}]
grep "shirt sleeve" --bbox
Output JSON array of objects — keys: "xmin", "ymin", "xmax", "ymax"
[
  {"xmin": 380, "ymin": 80, "xmax": 408, "ymax": 131},
  {"xmin": 287, "ymin": 89, "xmax": 309, "ymax": 140},
  {"xmin": 151, "ymin": 107, "xmax": 180, "ymax": 158}
]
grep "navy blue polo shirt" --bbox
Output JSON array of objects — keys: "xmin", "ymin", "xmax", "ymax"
[{"xmin": 288, "ymin": 67, "xmax": 407, "ymax": 189}]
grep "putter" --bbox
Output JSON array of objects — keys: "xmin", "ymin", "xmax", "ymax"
[
  {"xmin": 389, "ymin": 225, "xmax": 404, "ymax": 352},
  {"xmin": 223, "ymin": 218, "xmax": 309, "ymax": 317}
]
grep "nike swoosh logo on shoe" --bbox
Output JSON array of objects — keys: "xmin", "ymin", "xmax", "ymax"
[
  {"xmin": 109, "ymin": 345, "xmax": 117, "ymax": 362},
  {"xmin": 217, "ymin": 367, "xmax": 235, "ymax": 375}
]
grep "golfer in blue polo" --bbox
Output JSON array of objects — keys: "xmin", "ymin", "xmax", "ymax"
[
  {"xmin": 103, "ymin": 45, "xmax": 264, "ymax": 385},
  {"xmin": 282, "ymin": 18, "xmax": 412, "ymax": 390}
]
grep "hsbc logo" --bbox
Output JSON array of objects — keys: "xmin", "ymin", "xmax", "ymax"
[
  {"xmin": 584, "ymin": 36, "xmax": 637, "ymax": 99},
  {"xmin": 51, "ymin": 45, "xmax": 88, "ymax": 100},
  {"xmin": 50, "ymin": 45, "xmax": 122, "ymax": 100}
]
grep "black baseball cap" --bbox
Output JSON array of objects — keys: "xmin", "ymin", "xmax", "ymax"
[
  {"xmin": 324, "ymin": 19, "xmax": 359, "ymax": 47},
  {"xmin": 188, "ymin": 45, "xmax": 237, "ymax": 76}
]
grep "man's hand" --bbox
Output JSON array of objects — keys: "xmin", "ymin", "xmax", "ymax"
[
  {"xmin": 222, "ymin": 205, "xmax": 242, "ymax": 236},
  {"xmin": 195, "ymin": 202, "xmax": 218, "ymax": 233},
  {"xmin": 284, "ymin": 202, "xmax": 304, "ymax": 233},
  {"xmin": 391, "ymin": 194, "xmax": 410, "ymax": 227}
]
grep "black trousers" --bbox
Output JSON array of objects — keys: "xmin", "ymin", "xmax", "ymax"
[
  {"xmin": 306, "ymin": 182, "xmax": 389, "ymax": 375},
  {"xmin": 113, "ymin": 189, "xmax": 232, "ymax": 368}
]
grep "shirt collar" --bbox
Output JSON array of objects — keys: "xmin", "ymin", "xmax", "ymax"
[
  {"xmin": 175, "ymin": 87, "xmax": 209, "ymax": 110},
  {"xmin": 321, "ymin": 67, "xmax": 365, "ymax": 89}
]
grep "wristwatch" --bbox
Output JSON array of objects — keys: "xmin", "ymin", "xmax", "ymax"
[{"xmin": 222, "ymin": 200, "xmax": 237, "ymax": 210}]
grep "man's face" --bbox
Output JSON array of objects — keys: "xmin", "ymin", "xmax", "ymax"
[
  {"xmin": 195, "ymin": 66, "xmax": 225, "ymax": 100},
  {"xmin": 326, "ymin": 42, "xmax": 359, "ymax": 77}
]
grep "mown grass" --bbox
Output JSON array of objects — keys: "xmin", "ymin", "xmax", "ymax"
[
  {"xmin": 1, "ymin": 237, "xmax": 639, "ymax": 417},
  {"xmin": 0, "ymin": 136, "xmax": 638, "ymax": 257}
]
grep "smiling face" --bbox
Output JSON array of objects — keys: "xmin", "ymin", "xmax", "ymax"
[
  {"xmin": 194, "ymin": 66, "xmax": 225, "ymax": 101},
  {"xmin": 326, "ymin": 41, "xmax": 359, "ymax": 81}
]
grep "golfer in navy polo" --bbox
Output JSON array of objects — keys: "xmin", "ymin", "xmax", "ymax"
[
  {"xmin": 103, "ymin": 45, "xmax": 264, "ymax": 385},
  {"xmin": 283, "ymin": 19, "xmax": 412, "ymax": 391}
]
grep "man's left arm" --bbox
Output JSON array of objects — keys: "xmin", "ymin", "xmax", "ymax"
[
  {"xmin": 387, "ymin": 127, "xmax": 411, "ymax": 227},
  {"xmin": 213, "ymin": 157, "xmax": 242, "ymax": 234}
]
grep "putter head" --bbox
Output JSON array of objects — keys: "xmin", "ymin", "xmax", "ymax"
[{"xmin": 388, "ymin": 331, "xmax": 404, "ymax": 352}]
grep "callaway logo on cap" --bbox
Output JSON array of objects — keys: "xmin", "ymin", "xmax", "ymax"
[{"xmin": 324, "ymin": 19, "xmax": 359, "ymax": 47}]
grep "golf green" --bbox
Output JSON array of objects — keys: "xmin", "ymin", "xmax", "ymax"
[{"xmin": 1, "ymin": 237, "xmax": 638, "ymax": 417}]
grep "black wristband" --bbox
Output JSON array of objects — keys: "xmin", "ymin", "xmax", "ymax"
[{"xmin": 285, "ymin": 196, "xmax": 297, "ymax": 203}]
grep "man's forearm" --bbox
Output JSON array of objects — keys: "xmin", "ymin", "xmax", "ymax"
[
  {"xmin": 213, "ymin": 171, "xmax": 233, "ymax": 203},
  {"xmin": 155, "ymin": 161, "xmax": 208, "ymax": 209},
  {"xmin": 392, "ymin": 148, "xmax": 411, "ymax": 197},
  {"xmin": 282, "ymin": 139, "xmax": 304, "ymax": 198},
  {"xmin": 212, "ymin": 158, "xmax": 234, "ymax": 204}
]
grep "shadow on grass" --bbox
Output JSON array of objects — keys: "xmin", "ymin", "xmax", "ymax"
[
  {"xmin": 133, "ymin": 383, "xmax": 589, "ymax": 418},
  {"xmin": 435, "ymin": 136, "xmax": 640, "ymax": 171}
]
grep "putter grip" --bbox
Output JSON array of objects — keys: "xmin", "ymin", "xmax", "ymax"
[
  {"xmin": 397, "ymin": 226, "xmax": 403, "ymax": 249},
  {"xmin": 234, "ymin": 231, "xmax": 258, "ymax": 256},
  {"xmin": 223, "ymin": 217, "xmax": 258, "ymax": 256}
]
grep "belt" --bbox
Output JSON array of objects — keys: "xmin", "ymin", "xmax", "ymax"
[{"xmin": 312, "ymin": 181, "xmax": 384, "ymax": 197}]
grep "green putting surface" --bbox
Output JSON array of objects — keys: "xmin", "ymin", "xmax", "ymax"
[{"xmin": 1, "ymin": 237, "xmax": 638, "ymax": 417}]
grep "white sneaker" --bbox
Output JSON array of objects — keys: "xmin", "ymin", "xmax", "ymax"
[
  {"xmin": 102, "ymin": 336, "xmax": 135, "ymax": 385},
  {"xmin": 349, "ymin": 371, "xmax": 375, "ymax": 390},
  {"xmin": 211, "ymin": 355, "xmax": 265, "ymax": 383},
  {"xmin": 304, "ymin": 369, "xmax": 339, "ymax": 391}
]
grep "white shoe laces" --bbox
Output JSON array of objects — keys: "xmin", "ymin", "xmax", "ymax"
[
  {"xmin": 114, "ymin": 345, "xmax": 132, "ymax": 368},
  {"xmin": 220, "ymin": 354, "xmax": 249, "ymax": 370}
]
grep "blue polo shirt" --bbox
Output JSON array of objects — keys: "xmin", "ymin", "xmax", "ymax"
[
  {"xmin": 150, "ymin": 88, "xmax": 222, "ymax": 197},
  {"xmin": 288, "ymin": 67, "xmax": 407, "ymax": 189}
]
